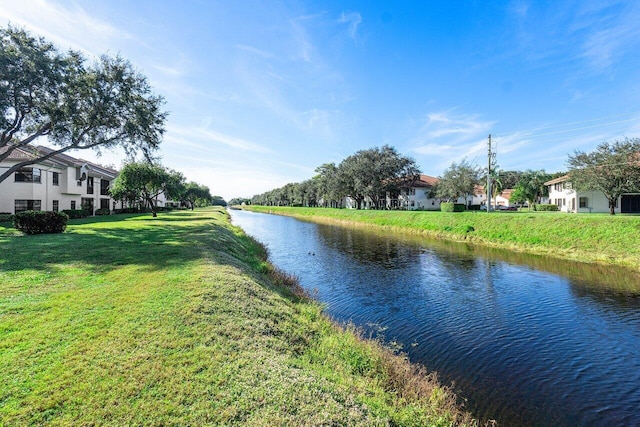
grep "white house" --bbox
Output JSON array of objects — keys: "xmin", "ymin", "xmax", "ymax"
[
  {"xmin": 0, "ymin": 146, "xmax": 118, "ymax": 215},
  {"xmin": 387, "ymin": 174, "xmax": 441, "ymax": 210},
  {"xmin": 339, "ymin": 175, "xmax": 488, "ymax": 210},
  {"xmin": 544, "ymin": 175, "xmax": 640, "ymax": 213}
]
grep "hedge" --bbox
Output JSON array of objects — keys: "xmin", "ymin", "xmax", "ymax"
[
  {"xmin": 0, "ymin": 212, "xmax": 14, "ymax": 222},
  {"xmin": 14, "ymin": 210, "xmax": 69, "ymax": 235},
  {"xmin": 440, "ymin": 202, "xmax": 466, "ymax": 212},
  {"xmin": 534, "ymin": 204, "xmax": 559, "ymax": 211}
]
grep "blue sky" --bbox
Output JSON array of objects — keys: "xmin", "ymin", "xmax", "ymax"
[{"xmin": 2, "ymin": 1, "xmax": 640, "ymax": 200}]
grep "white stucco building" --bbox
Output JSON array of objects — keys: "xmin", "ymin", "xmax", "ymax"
[
  {"xmin": 0, "ymin": 146, "xmax": 118, "ymax": 215},
  {"xmin": 545, "ymin": 175, "xmax": 640, "ymax": 213}
]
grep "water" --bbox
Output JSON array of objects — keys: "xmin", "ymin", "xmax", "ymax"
[{"xmin": 228, "ymin": 209, "xmax": 640, "ymax": 426}]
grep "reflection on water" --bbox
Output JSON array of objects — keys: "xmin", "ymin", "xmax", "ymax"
[{"xmin": 229, "ymin": 209, "xmax": 640, "ymax": 427}]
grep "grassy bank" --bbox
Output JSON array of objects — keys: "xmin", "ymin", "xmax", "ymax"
[
  {"xmin": 240, "ymin": 206, "xmax": 640, "ymax": 272},
  {"xmin": 0, "ymin": 208, "xmax": 477, "ymax": 426}
]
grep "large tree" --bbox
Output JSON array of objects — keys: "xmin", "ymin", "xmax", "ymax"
[
  {"xmin": 183, "ymin": 182, "xmax": 213, "ymax": 210},
  {"xmin": 568, "ymin": 138, "xmax": 640, "ymax": 215},
  {"xmin": 0, "ymin": 26, "xmax": 167, "ymax": 183},
  {"xmin": 435, "ymin": 160, "xmax": 481, "ymax": 203},
  {"xmin": 111, "ymin": 162, "xmax": 185, "ymax": 217},
  {"xmin": 336, "ymin": 145, "xmax": 420, "ymax": 209}
]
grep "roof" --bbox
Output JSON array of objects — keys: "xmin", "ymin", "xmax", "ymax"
[
  {"xmin": 498, "ymin": 188, "xmax": 514, "ymax": 200},
  {"xmin": 544, "ymin": 175, "xmax": 569, "ymax": 186},
  {"xmin": 0, "ymin": 145, "xmax": 39, "ymax": 161},
  {"xmin": 397, "ymin": 174, "xmax": 439, "ymax": 188}
]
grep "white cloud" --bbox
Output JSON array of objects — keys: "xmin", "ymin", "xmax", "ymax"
[
  {"xmin": 0, "ymin": 0, "xmax": 132, "ymax": 57},
  {"xmin": 338, "ymin": 11, "xmax": 362, "ymax": 40},
  {"xmin": 165, "ymin": 125, "xmax": 271, "ymax": 154}
]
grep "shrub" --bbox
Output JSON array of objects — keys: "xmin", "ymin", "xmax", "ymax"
[
  {"xmin": 0, "ymin": 212, "xmax": 14, "ymax": 222},
  {"xmin": 440, "ymin": 202, "xmax": 466, "ymax": 212},
  {"xmin": 14, "ymin": 210, "xmax": 69, "ymax": 235},
  {"xmin": 95, "ymin": 208, "xmax": 111, "ymax": 216},
  {"xmin": 468, "ymin": 204, "xmax": 481, "ymax": 211},
  {"xmin": 62, "ymin": 209, "xmax": 90, "ymax": 219},
  {"xmin": 535, "ymin": 204, "xmax": 559, "ymax": 212}
]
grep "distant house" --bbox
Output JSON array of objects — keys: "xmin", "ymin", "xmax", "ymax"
[
  {"xmin": 0, "ymin": 146, "xmax": 119, "ymax": 215},
  {"xmin": 494, "ymin": 189, "xmax": 516, "ymax": 208},
  {"xmin": 387, "ymin": 174, "xmax": 441, "ymax": 210},
  {"xmin": 544, "ymin": 175, "xmax": 640, "ymax": 213},
  {"xmin": 339, "ymin": 174, "xmax": 488, "ymax": 210}
]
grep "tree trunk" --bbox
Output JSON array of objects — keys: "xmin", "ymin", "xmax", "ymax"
[{"xmin": 609, "ymin": 198, "xmax": 616, "ymax": 215}]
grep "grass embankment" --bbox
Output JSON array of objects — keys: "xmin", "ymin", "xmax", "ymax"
[
  {"xmin": 0, "ymin": 208, "xmax": 476, "ymax": 426},
  {"xmin": 241, "ymin": 206, "xmax": 640, "ymax": 272}
]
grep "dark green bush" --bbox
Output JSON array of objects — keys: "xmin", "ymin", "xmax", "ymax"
[
  {"xmin": 62, "ymin": 209, "xmax": 90, "ymax": 219},
  {"xmin": 468, "ymin": 204, "xmax": 481, "ymax": 211},
  {"xmin": 0, "ymin": 212, "xmax": 14, "ymax": 222},
  {"xmin": 535, "ymin": 204, "xmax": 559, "ymax": 212},
  {"xmin": 95, "ymin": 208, "xmax": 111, "ymax": 216},
  {"xmin": 440, "ymin": 202, "xmax": 466, "ymax": 212},
  {"xmin": 14, "ymin": 210, "xmax": 69, "ymax": 235}
]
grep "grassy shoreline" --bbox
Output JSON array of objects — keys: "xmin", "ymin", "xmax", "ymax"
[
  {"xmin": 240, "ymin": 206, "xmax": 640, "ymax": 273},
  {"xmin": 0, "ymin": 208, "xmax": 479, "ymax": 426}
]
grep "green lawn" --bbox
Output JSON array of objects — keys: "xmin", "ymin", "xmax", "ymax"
[
  {"xmin": 0, "ymin": 208, "xmax": 475, "ymax": 426},
  {"xmin": 242, "ymin": 206, "xmax": 640, "ymax": 272}
]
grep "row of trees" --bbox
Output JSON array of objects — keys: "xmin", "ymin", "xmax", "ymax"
[
  {"xmin": 251, "ymin": 145, "xmax": 420, "ymax": 209},
  {"xmin": 250, "ymin": 146, "xmax": 558, "ymax": 210},
  {"xmin": 111, "ymin": 162, "xmax": 221, "ymax": 217}
]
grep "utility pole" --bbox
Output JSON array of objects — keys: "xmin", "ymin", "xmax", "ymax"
[{"xmin": 487, "ymin": 134, "xmax": 497, "ymax": 212}]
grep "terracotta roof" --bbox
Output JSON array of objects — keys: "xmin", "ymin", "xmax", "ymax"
[
  {"xmin": 498, "ymin": 189, "xmax": 514, "ymax": 200},
  {"xmin": 397, "ymin": 174, "xmax": 439, "ymax": 188}
]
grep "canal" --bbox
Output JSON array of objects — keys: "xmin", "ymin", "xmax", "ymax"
[{"xmin": 229, "ymin": 209, "xmax": 640, "ymax": 426}]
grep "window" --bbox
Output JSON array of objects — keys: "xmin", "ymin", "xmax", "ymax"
[
  {"xmin": 15, "ymin": 199, "xmax": 41, "ymax": 213},
  {"xmin": 579, "ymin": 197, "xmax": 588, "ymax": 208},
  {"xmin": 53, "ymin": 200, "xmax": 59, "ymax": 212},
  {"xmin": 100, "ymin": 179, "xmax": 110, "ymax": 195},
  {"xmin": 71, "ymin": 201, "xmax": 76, "ymax": 210},
  {"xmin": 100, "ymin": 198, "xmax": 110, "ymax": 210},
  {"xmin": 554, "ymin": 182, "xmax": 564, "ymax": 192},
  {"xmin": 87, "ymin": 176, "xmax": 94, "ymax": 194},
  {"xmin": 409, "ymin": 188, "xmax": 416, "ymax": 195},
  {"xmin": 15, "ymin": 167, "xmax": 41, "ymax": 183},
  {"xmin": 52, "ymin": 172, "xmax": 59, "ymax": 186}
]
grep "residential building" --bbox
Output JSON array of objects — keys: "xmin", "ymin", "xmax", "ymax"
[
  {"xmin": 544, "ymin": 175, "xmax": 640, "ymax": 213},
  {"xmin": 387, "ymin": 174, "xmax": 441, "ymax": 210},
  {"xmin": 0, "ymin": 146, "xmax": 118, "ymax": 215}
]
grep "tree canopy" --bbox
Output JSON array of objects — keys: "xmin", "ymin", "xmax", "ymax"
[
  {"xmin": 110, "ymin": 162, "xmax": 185, "ymax": 217},
  {"xmin": 0, "ymin": 25, "xmax": 167, "ymax": 183},
  {"xmin": 183, "ymin": 182, "xmax": 214, "ymax": 209},
  {"xmin": 434, "ymin": 160, "xmax": 481, "ymax": 202},
  {"xmin": 251, "ymin": 145, "xmax": 420, "ymax": 209},
  {"xmin": 568, "ymin": 138, "xmax": 640, "ymax": 215}
]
